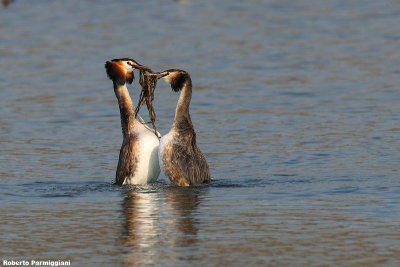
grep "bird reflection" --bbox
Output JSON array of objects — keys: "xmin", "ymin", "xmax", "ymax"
[
  {"xmin": 121, "ymin": 188, "xmax": 161, "ymax": 266},
  {"xmin": 164, "ymin": 187, "xmax": 204, "ymax": 247},
  {"xmin": 121, "ymin": 186, "xmax": 208, "ymax": 266}
]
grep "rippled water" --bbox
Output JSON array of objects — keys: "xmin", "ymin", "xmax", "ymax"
[{"xmin": 1, "ymin": 0, "xmax": 400, "ymax": 266}]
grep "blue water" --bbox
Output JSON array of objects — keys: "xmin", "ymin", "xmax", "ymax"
[{"xmin": 1, "ymin": 0, "xmax": 400, "ymax": 266}]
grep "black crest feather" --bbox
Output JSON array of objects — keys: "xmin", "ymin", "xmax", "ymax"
[
  {"xmin": 105, "ymin": 59, "xmax": 135, "ymax": 85},
  {"xmin": 165, "ymin": 69, "xmax": 191, "ymax": 92}
]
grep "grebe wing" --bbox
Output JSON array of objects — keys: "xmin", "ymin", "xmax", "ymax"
[
  {"xmin": 116, "ymin": 136, "xmax": 139, "ymax": 185},
  {"xmin": 164, "ymin": 143, "xmax": 210, "ymax": 185}
]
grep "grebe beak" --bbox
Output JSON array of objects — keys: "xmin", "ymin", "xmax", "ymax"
[
  {"xmin": 127, "ymin": 61, "xmax": 152, "ymax": 72},
  {"xmin": 146, "ymin": 72, "xmax": 169, "ymax": 79}
]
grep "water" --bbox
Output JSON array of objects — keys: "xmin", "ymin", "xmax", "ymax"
[{"xmin": 1, "ymin": 0, "xmax": 400, "ymax": 266}]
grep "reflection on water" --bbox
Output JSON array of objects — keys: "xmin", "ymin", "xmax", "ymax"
[
  {"xmin": 121, "ymin": 186, "xmax": 206, "ymax": 266},
  {"xmin": 121, "ymin": 189, "xmax": 160, "ymax": 266},
  {"xmin": 165, "ymin": 187, "xmax": 202, "ymax": 240}
]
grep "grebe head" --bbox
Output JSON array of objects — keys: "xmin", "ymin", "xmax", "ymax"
[
  {"xmin": 148, "ymin": 69, "xmax": 190, "ymax": 92},
  {"xmin": 105, "ymin": 58, "xmax": 145, "ymax": 85}
]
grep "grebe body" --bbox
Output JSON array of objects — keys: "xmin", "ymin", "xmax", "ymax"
[
  {"xmin": 105, "ymin": 58, "xmax": 160, "ymax": 185},
  {"xmin": 153, "ymin": 69, "xmax": 211, "ymax": 186}
]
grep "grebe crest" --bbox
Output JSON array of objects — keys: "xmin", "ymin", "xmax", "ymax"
[
  {"xmin": 158, "ymin": 69, "xmax": 191, "ymax": 92},
  {"xmin": 105, "ymin": 58, "xmax": 141, "ymax": 85}
]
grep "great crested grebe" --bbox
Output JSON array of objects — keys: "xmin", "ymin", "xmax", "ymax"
[
  {"xmin": 105, "ymin": 58, "xmax": 160, "ymax": 185},
  {"xmin": 150, "ymin": 69, "xmax": 211, "ymax": 186}
]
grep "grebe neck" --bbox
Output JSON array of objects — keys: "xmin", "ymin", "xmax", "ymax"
[
  {"xmin": 114, "ymin": 82, "xmax": 134, "ymax": 137},
  {"xmin": 173, "ymin": 79, "xmax": 192, "ymax": 127}
]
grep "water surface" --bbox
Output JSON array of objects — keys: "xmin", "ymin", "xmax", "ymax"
[{"xmin": 1, "ymin": 0, "xmax": 400, "ymax": 266}]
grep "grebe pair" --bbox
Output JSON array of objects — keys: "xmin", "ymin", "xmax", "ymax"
[{"xmin": 105, "ymin": 59, "xmax": 211, "ymax": 186}]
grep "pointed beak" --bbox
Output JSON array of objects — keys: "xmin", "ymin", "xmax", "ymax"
[
  {"xmin": 127, "ymin": 61, "xmax": 152, "ymax": 72},
  {"xmin": 146, "ymin": 72, "xmax": 169, "ymax": 79}
]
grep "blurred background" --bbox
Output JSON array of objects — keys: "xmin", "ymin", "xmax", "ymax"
[{"xmin": 0, "ymin": 0, "xmax": 399, "ymax": 266}]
